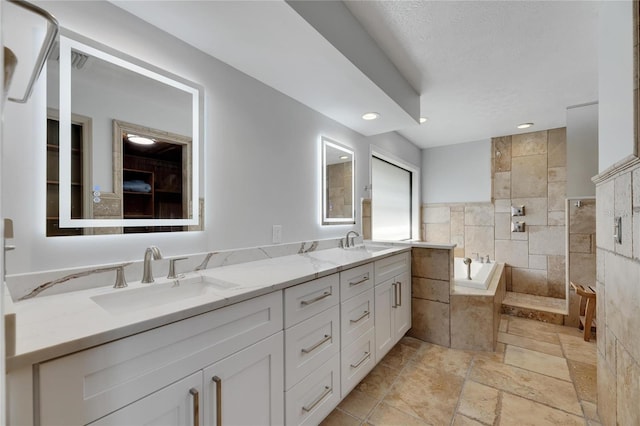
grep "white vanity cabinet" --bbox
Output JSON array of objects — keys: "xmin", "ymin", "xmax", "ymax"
[
  {"xmin": 36, "ymin": 291, "xmax": 283, "ymax": 426},
  {"xmin": 374, "ymin": 253, "xmax": 411, "ymax": 361}
]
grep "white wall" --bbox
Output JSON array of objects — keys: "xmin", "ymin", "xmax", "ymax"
[
  {"xmin": 2, "ymin": 1, "xmax": 421, "ymax": 274},
  {"xmin": 567, "ymin": 102, "xmax": 598, "ymax": 197},
  {"xmin": 421, "ymin": 139, "xmax": 491, "ymax": 204},
  {"xmin": 598, "ymin": 1, "xmax": 634, "ymax": 171}
]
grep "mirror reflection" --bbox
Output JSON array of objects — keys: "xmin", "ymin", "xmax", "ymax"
[
  {"xmin": 322, "ymin": 137, "xmax": 355, "ymax": 225},
  {"xmin": 46, "ymin": 33, "xmax": 201, "ymax": 235}
]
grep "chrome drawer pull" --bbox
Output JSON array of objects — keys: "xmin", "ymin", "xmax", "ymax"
[
  {"xmin": 349, "ymin": 274, "xmax": 369, "ymax": 286},
  {"xmin": 302, "ymin": 386, "xmax": 332, "ymax": 412},
  {"xmin": 391, "ymin": 282, "xmax": 398, "ymax": 308},
  {"xmin": 349, "ymin": 310, "xmax": 370, "ymax": 324},
  {"xmin": 350, "ymin": 351, "xmax": 371, "ymax": 369},
  {"xmin": 212, "ymin": 376, "xmax": 222, "ymax": 426},
  {"xmin": 301, "ymin": 334, "xmax": 332, "ymax": 354},
  {"xmin": 397, "ymin": 281, "xmax": 402, "ymax": 307},
  {"xmin": 300, "ymin": 290, "xmax": 332, "ymax": 306},
  {"xmin": 189, "ymin": 388, "xmax": 200, "ymax": 426}
]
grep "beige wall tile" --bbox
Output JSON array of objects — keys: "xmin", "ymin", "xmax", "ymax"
[
  {"xmin": 493, "ymin": 136, "xmax": 512, "ymax": 172},
  {"xmin": 464, "ymin": 226, "xmax": 495, "ymax": 259},
  {"xmin": 633, "ymin": 166, "xmax": 640, "ymax": 208},
  {"xmin": 528, "ymin": 254, "xmax": 547, "ymax": 270},
  {"xmin": 494, "ymin": 199, "xmax": 511, "ymax": 213},
  {"xmin": 548, "ymin": 181, "xmax": 567, "ymax": 212},
  {"xmin": 635, "ymin": 208, "xmax": 640, "ymax": 260},
  {"xmin": 548, "ymin": 166, "xmax": 567, "ymax": 182},
  {"xmin": 494, "ymin": 172, "xmax": 511, "ymax": 199},
  {"xmin": 548, "ymin": 210, "xmax": 566, "ymax": 226},
  {"xmin": 548, "ymin": 127, "xmax": 567, "ymax": 168},
  {"xmin": 512, "ymin": 268, "xmax": 548, "ymax": 296},
  {"xmin": 570, "ymin": 234, "xmax": 593, "ymax": 253},
  {"xmin": 494, "ymin": 213, "xmax": 511, "ymax": 240},
  {"xmin": 569, "ymin": 253, "xmax": 596, "ymax": 288},
  {"xmin": 614, "ymin": 172, "xmax": 633, "ymax": 257},
  {"xmin": 512, "ymin": 197, "xmax": 548, "ymax": 225},
  {"xmin": 465, "ymin": 204, "xmax": 494, "ymax": 226},
  {"xmin": 451, "ymin": 210, "xmax": 465, "ymax": 236},
  {"xmin": 597, "ymin": 352, "xmax": 618, "ymax": 426},
  {"xmin": 605, "ymin": 327, "xmax": 617, "ymax": 374},
  {"xmin": 547, "ymin": 255, "xmax": 566, "ymax": 298},
  {"xmin": 596, "ymin": 282, "xmax": 606, "ymax": 357},
  {"xmin": 412, "ymin": 277, "xmax": 450, "ymax": 303},
  {"xmin": 529, "ymin": 226, "xmax": 565, "ymax": 255},
  {"xmin": 512, "ymin": 130, "xmax": 548, "ymax": 157},
  {"xmin": 569, "ymin": 199, "xmax": 596, "ymax": 233},
  {"xmin": 412, "ymin": 248, "xmax": 451, "ymax": 280},
  {"xmin": 451, "ymin": 235, "xmax": 464, "ymax": 249},
  {"xmin": 450, "ymin": 295, "xmax": 494, "ymax": 351},
  {"xmin": 511, "ymin": 154, "xmax": 548, "ymax": 198},
  {"xmin": 596, "ymin": 179, "xmax": 615, "ymax": 252},
  {"xmin": 495, "ymin": 240, "xmax": 529, "ymax": 268},
  {"xmin": 409, "ymin": 298, "xmax": 450, "ymax": 347},
  {"xmin": 425, "ymin": 223, "xmax": 451, "ymax": 244},
  {"xmin": 424, "ymin": 206, "xmax": 451, "ymax": 224}
]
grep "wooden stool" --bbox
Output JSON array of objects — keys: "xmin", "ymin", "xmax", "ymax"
[{"xmin": 571, "ymin": 281, "xmax": 596, "ymax": 342}]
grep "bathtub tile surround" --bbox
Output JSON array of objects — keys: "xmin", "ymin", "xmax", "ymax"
[
  {"xmin": 567, "ymin": 198, "xmax": 596, "ymax": 327},
  {"xmin": 323, "ymin": 316, "xmax": 598, "ymax": 425},
  {"xmin": 594, "ymin": 157, "xmax": 640, "ymax": 425},
  {"xmin": 5, "ymin": 238, "xmax": 343, "ymax": 301}
]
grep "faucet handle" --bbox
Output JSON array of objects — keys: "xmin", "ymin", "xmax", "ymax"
[
  {"xmin": 167, "ymin": 257, "xmax": 188, "ymax": 279},
  {"xmin": 113, "ymin": 266, "xmax": 128, "ymax": 288}
]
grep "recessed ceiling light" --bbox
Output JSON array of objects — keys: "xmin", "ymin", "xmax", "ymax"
[
  {"xmin": 517, "ymin": 122, "xmax": 534, "ymax": 129},
  {"xmin": 127, "ymin": 134, "xmax": 155, "ymax": 145},
  {"xmin": 419, "ymin": 117, "xmax": 428, "ymax": 124},
  {"xmin": 362, "ymin": 112, "xmax": 380, "ymax": 121},
  {"xmin": 339, "ymin": 155, "xmax": 349, "ymax": 160}
]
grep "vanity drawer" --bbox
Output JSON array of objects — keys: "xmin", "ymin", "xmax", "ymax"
[
  {"xmin": 375, "ymin": 252, "xmax": 410, "ymax": 285},
  {"xmin": 284, "ymin": 305, "xmax": 340, "ymax": 390},
  {"xmin": 285, "ymin": 352, "xmax": 341, "ymax": 426},
  {"xmin": 284, "ymin": 274, "xmax": 339, "ymax": 328},
  {"xmin": 341, "ymin": 327, "xmax": 375, "ymax": 397},
  {"xmin": 340, "ymin": 288, "xmax": 374, "ymax": 347},
  {"xmin": 339, "ymin": 262, "xmax": 374, "ymax": 301},
  {"xmin": 38, "ymin": 291, "xmax": 282, "ymax": 426}
]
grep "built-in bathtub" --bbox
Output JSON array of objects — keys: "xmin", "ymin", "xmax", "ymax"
[{"xmin": 453, "ymin": 257, "xmax": 497, "ymax": 290}]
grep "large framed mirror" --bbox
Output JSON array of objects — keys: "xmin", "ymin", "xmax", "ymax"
[
  {"xmin": 47, "ymin": 31, "xmax": 203, "ymax": 234},
  {"xmin": 322, "ymin": 137, "xmax": 355, "ymax": 225}
]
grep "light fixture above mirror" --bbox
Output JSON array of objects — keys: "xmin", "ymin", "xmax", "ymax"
[{"xmin": 322, "ymin": 137, "xmax": 355, "ymax": 225}]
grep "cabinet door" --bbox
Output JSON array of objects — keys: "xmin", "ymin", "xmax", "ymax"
[
  {"xmin": 203, "ymin": 332, "xmax": 284, "ymax": 426},
  {"xmin": 374, "ymin": 278, "xmax": 394, "ymax": 361},
  {"xmin": 393, "ymin": 272, "xmax": 411, "ymax": 342},
  {"xmin": 89, "ymin": 372, "xmax": 203, "ymax": 426}
]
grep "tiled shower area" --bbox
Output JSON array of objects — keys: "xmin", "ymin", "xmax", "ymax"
[{"xmin": 421, "ymin": 129, "xmax": 596, "ymax": 324}]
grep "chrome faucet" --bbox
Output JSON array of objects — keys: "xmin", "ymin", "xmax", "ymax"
[
  {"xmin": 485, "ymin": 254, "xmax": 491, "ymax": 263},
  {"xmin": 472, "ymin": 252, "xmax": 481, "ymax": 262},
  {"xmin": 345, "ymin": 231, "xmax": 360, "ymax": 248},
  {"xmin": 463, "ymin": 257, "xmax": 472, "ymax": 280},
  {"xmin": 141, "ymin": 246, "xmax": 163, "ymax": 283}
]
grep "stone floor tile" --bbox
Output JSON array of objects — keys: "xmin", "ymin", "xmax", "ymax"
[
  {"xmin": 568, "ymin": 360, "xmax": 597, "ymax": 403},
  {"xmin": 558, "ymin": 333, "xmax": 597, "ymax": 365},
  {"xmin": 456, "ymin": 380, "xmax": 499, "ymax": 424},
  {"xmin": 452, "ymin": 414, "xmax": 485, "ymax": 425},
  {"xmin": 498, "ymin": 332, "xmax": 563, "ymax": 357},
  {"xmin": 399, "ymin": 335, "xmax": 424, "ymax": 350},
  {"xmin": 413, "ymin": 342, "xmax": 474, "ymax": 378},
  {"xmin": 319, "ymin": 408, "xmax": 361, "ymax": 426},
  {"xmin": 338, "ymin": 389, "xmax": 379, "ymax": 420},
  {"xmin": 379, "ymin": 340, "xmax": 419, "ymax": 370},
  {"xmin": 472, "ymin": 343, "xmax": 505, "ymax": 364},
  {"xmin": 499, "ymin": 393, "xmax": 584, "ymax": 425},
  {"xmin": 499, "ymin": 316, "xmax": 508, "ymax": 332},
  {"xmin": 355, "ymin": 363, "xmax": 401, "ymax": 399},
  {"xmin": 506, "ymin": 317, "xmax": 562, "ymax": 344},
  {"xmin": 469, "ymin": 358, "xmax": 582, "ymax": 415},
  {"xmin": 581, "ymin": 400, "xmax": 600, "ymax": 422},
  {"xmin": 384, "ymin": 363, "xmax": 464, "ymax": 425},
  {"xmin": 366, "ymin": 402, "xmax": 430, "ymax": 426},
  {"xmin": 504, "ymin": 345, "xmax": 571, "ymax": 381}
]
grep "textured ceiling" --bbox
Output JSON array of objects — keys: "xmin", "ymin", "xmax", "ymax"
[{"xmin": 344, "ymin": 0, "xmax": 599, "ymax": 148}]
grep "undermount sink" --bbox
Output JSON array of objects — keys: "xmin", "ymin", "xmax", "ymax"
[
  {"xmin": 348, "ymin": 243, "xmax": 392, "ymax": 253},
  {"xmin": 91, "ymin": 275, "xmax": 238, "ymax": 315}
]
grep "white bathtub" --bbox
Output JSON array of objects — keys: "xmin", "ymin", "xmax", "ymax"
[{"xmin": 454, "ymin": 257, "xmax": 497, "ymax": 290}]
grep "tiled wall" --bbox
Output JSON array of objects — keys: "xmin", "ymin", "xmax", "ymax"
[
  {"xmin": 326, "ymin": 162, "xmax": 353, "ymax": 218},
  {"xmin": 567, "ymin": 198, "xmax": 596, "ymax": 327},
  {"xmin": 594, "ymin": 159, "xmax": 640, "ymax": 426},
  {"xmin": 423, "ymin": 129, "xmax": 568, "ymax": 299}
]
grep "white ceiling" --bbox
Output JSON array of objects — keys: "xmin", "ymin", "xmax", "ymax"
[{"xmin": 110, "ymin": 0, "xmax": 599, "ymax": 149}]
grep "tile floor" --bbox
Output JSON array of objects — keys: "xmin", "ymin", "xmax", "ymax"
[{"xmin": 322, "ymin": 315, "xmax": 599, "ymax": 426}]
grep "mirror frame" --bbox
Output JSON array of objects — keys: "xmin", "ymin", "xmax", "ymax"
[
  {"xmin": 321, "ymin": 136, "xmax": 355, "ymax": 225},
  {"xmin": 57, "ymin": 32, "xmax": 202, "ymax": 228}
]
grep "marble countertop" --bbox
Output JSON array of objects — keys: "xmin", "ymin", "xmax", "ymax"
[{"xmin": 7, "ymin": 245, "xmax": 413, "ymax": 371}]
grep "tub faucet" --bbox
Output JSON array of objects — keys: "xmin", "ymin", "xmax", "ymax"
[
  {"xmin": 472, "ymin": 252, "xmax": 480, "ymax": 262},
  {"xmin": 142, "ymin": 246, "xmax": 163, "ymax": 283},
  {"xmin": 345, "ymin": 231, "xmax": 360, "ymax": 248},
  {"xmin": 485, "ymin": 254, "xmax": 491, "ymax": 263},
  {"xmin": 463, "ymin": 257, "xmax": 472, "ymax": 280}
]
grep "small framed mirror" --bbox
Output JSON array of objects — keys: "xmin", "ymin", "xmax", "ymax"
[
  {"xmin": 322, "ymin": 137, "xmax": 355, "ymax": 225},
  {"xmin": 51, "ymin": 32, "xmax": 202, "ymax": 232}
]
